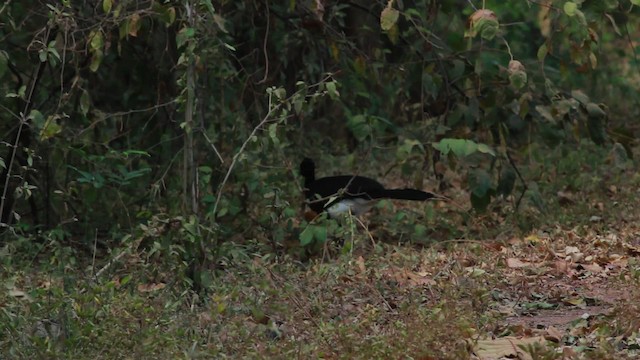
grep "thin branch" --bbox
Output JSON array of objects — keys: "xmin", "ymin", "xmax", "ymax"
[
  {"xmin": 0, "ymin": 51, "xmax": 44, "ymax": 226},
  {"xmin": 506, "ymin": 149, "xmax": 527, "ymax": 210},
  {"xmin": 0, "ymin": 0, "xmax": 12, "ymax": 17},
  {"xmin": 257, "ymin": 0, "xmax": 271, "ymax": 84},
  {"xmin": 76, "ymin": 99, "xmax": 178, "ymax": 137},
  {"xmin": 91, "ymin": 228, "xmax": 98, "ymax": 277},
  {"xmin": 93, "ymin": 250, "xmax": 126, "ymax": 280},
  {"xmin": 212, "ymin": 92, "xmax": 277, "ymax": 217},
  {"xmin": 200, "ymin": 130, "xmax": 224, "ymax": 163}
]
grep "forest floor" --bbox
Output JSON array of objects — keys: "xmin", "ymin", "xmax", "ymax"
[{"xmin": 3, "ymin": 146, "xmax": 640, "ymax": 359}]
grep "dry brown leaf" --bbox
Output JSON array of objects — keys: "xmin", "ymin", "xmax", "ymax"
[
  {"xmin": 544, "ymin": 326, "xmax": 564, "ymax": 342},
  {"xmin": 508, "ymin": 237, "xmax": 524, "ymax": 245},
  {"xmin": 563, "ymin": 297, "xmax": 586, "ymax": 308},
  {"xmin": 383, "ymin": 267, "xmax": 435, "ymax": 287},
  {"xmin": 554, "ymin": 259, "xmax": 570, "ymax": 273},
  {"xmin": 137, "ymin": 282, "xmax": 166, "ymax": 293},
  {"xmin": 8, "ymin": 289, "xmax": 33, "ymax": 302},
  {"xmin": 356, "ymin": 256, "xmax": 366, "ymax": 273},
  {"xmin": 562, "ymin": 246, "xmax": 584, "ymax": 262},
  {"xmin": 624, "ymin": 243, "xmax": 640, "ymax": 256},
  {"xmin": 557, "ymin": 190, "xmax": 575, "ymax": 205},
  {"xmin": 564, "ymin": 246, "xmax": 580, "ymax": 255},
  {"xmin": 561, "ymin": 346, "xmax": 578, "ymax": 357},
  {"xmin": 483, "ymin": 241, "xmax": 505, "ymax": 252},
  {"xmin": 404, "ymin": 270, "xmax": 436, "ymax": 286},
  {"xmin": 608, "ymin": 254, "xmax": 628, "ymax": 269},
  {"xmin": 473, "ymin": 336, "xmax": 546, "ymax": 360},
  {"xmin": 506, "ymin": 258, "xmax": 531, "ymax": 268},
  {"xmin": 582, "ymin": 263, "xmax": 603, "ymax": 273}
]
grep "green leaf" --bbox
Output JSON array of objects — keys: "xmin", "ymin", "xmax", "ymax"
[
  {"xmin": 563, "ymin": 2, "xmax": 578, "ymax": 16},
  {"xmin": 468, "ymin": 168, "xmax": 494, "ymax": 211},
  {"xmin": 605, "ymin": 0, "xmax": 619, "ymax": 9},
  {"xmin": 469, "ymin": 168, "xmax": 493, "ymax": 198},
  {"xmin": 380, "ymin": 6, "xmax": 399, "ymax": 31},
  {"xmin": 28, "ymin": 109, "xmax": 45, "ymax": 125},
  {"xmin": 470, "ymin": 192, "xmax": 491, "ymax": 212},
  {"xmin": 632, "ymin": 0, "xmax": 640, "ymax": 5},
  {"xmin": 38, "ymin": 50, "xmax": 47, "ymax": 63},
  {"xmin": 47, "ymin": 42, "xmax": 61, "ymax": 62},
  {"xmin": 468, "ymin": 9, "xmax": 499, "ymax": 40},
  {"xmin": 414, "ymin": 224, "xmax": 427, "ymax": 238},
  {"xmin": 508, "ymin": 60, "xmax": 527, "ymax": 90},
  {"xmin": 509, "ymin": 71, "xmax": 527, "ymax": 90},
  {"xmin": 0, "ymin": 51, "xmax": 7, "ymax": 79},
  {"xmin": 537, "ymin": 43, "xmax": 548, "ymax": 62},
  {"xmin": 609, "ymin": 143, "xmax": 629, "ymax": 170},
  {"xmin": 201, "ymin": 0, "xmax": 216, "ymax": 15},
  {"xmin": 526, "ymin": 182, "xmax": 545, "ymax": 211},
  {"xmin": 80, "ymin": 90, "xmax": 91, "ymax": 116},
  {"xmin": 90, "ymin": 31, "xmax": 104, "ymax": 51},
  {"xmin": 433, "ymin": 138, "xmax": 495, "ymax": 157},
  {"xmin": 40, "ymin": 116, "xmax": 62, "ymax": 141},
  {"xmin": 268, "ymin": 123, "xmax": 279, "ymax": 145},
  {"xmin": 300, "ymin": 226, "xmax": 314, "ymax": 246},
  {"xmin": 326, "ymin": 81, "xmax": 339, "ymax": 100},
  {"xmin": 103, "ymin": 0, "xmax": 112, "ymax": 13},
  {"xmin": 476, "ymin": 143, "xmax": 495, "ymax": 156},
  {"xmin": 119, "ymin": 19, "xmax": 130, "ymax": 39},
  {"xmin": 152, "ymin": 3, "xmax": 176, "ymax": 26},
  {"xmin": 497, "ymin": 167, "xmax": 516, "ymax": 197},
  {"xmin": 396, "ymin": 139, "xmax": 424, "ymax": 160},
  {"xmin": 313, "ymin": 226, "xmax": 327, "ymax": 243},
  {"xmin": 90, "ymin": 51, "xmax": 102, "ymax": 72},
  {"xmin": 127, "ymin": 13, "xmax": 141, "ymax": 37},
  {"xmin": 347, "ymin": 114, "xmax": 370, "ymax": 142},
  {"xmin": 176, "ymin": 27, "xmax": 195, "ymax": 48}
]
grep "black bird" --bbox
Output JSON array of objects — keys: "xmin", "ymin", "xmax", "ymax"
[{"xmin": 300, "ymin": 158, "xmax": 437, "ymax": 218}]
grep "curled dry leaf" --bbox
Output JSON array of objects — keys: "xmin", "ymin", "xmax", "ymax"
[
  {"xmin": 356, "ymin": 255, "xmax": 366, "ymax": 273},
  {"xmin": 467, "ymin": 9, "xmax": 499, "ymax": 40},
  {"xmin": 473, "ymin": 336, "xmax": 546, "ymax": 360},
  {"xmin": 508, "ymin": 60, "xmax": 527, "ymax": 89},
  {"xmin": 557, "ymin": 190, "xmax": 575, "ymax": 205},
  {"xmin": 624, "ymin": 242, "xmax": 640, "ymax": 256},
  {"xmin": 137, "ymin": 282, "xmax": 166, "ymax": 293},
  {"xmin": 554, "ymin": 259, "xmax": 571, "ymax": 275},
  {"xmin": 506, "ymin": 257, "xmax": 531, "ymax": 268},
  {"xmin": 380, "ymin": 5, "xmax": 399, "ymax": 31},
  {"xmin": 544, "ymin": 326, "xmax": 564, "ymax": 342},
  {"xmin": 383, "ymin": 267, "xmax": 436, "ymax": 287},
  {"xmin": 581, "ymin": 262, "xmax": 603, "ymax": 273},
  {"xmin": 9, "ymin": 289, "xmax": 33, "ymax": 302}
]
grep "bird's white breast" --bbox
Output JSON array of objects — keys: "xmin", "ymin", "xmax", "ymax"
[{"xmin": 326, "ymin": 198, "xmax": 376, "ymax": 217}]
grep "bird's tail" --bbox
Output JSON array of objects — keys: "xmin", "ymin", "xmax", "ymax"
[{"xmin": 369, "ymin": 188, "xmax": 436, "ymax": 201}]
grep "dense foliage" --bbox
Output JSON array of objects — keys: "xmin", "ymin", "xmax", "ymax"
[{"xmin": 1, "ymin": 0, "xmax": 639, "ymax": 268}]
